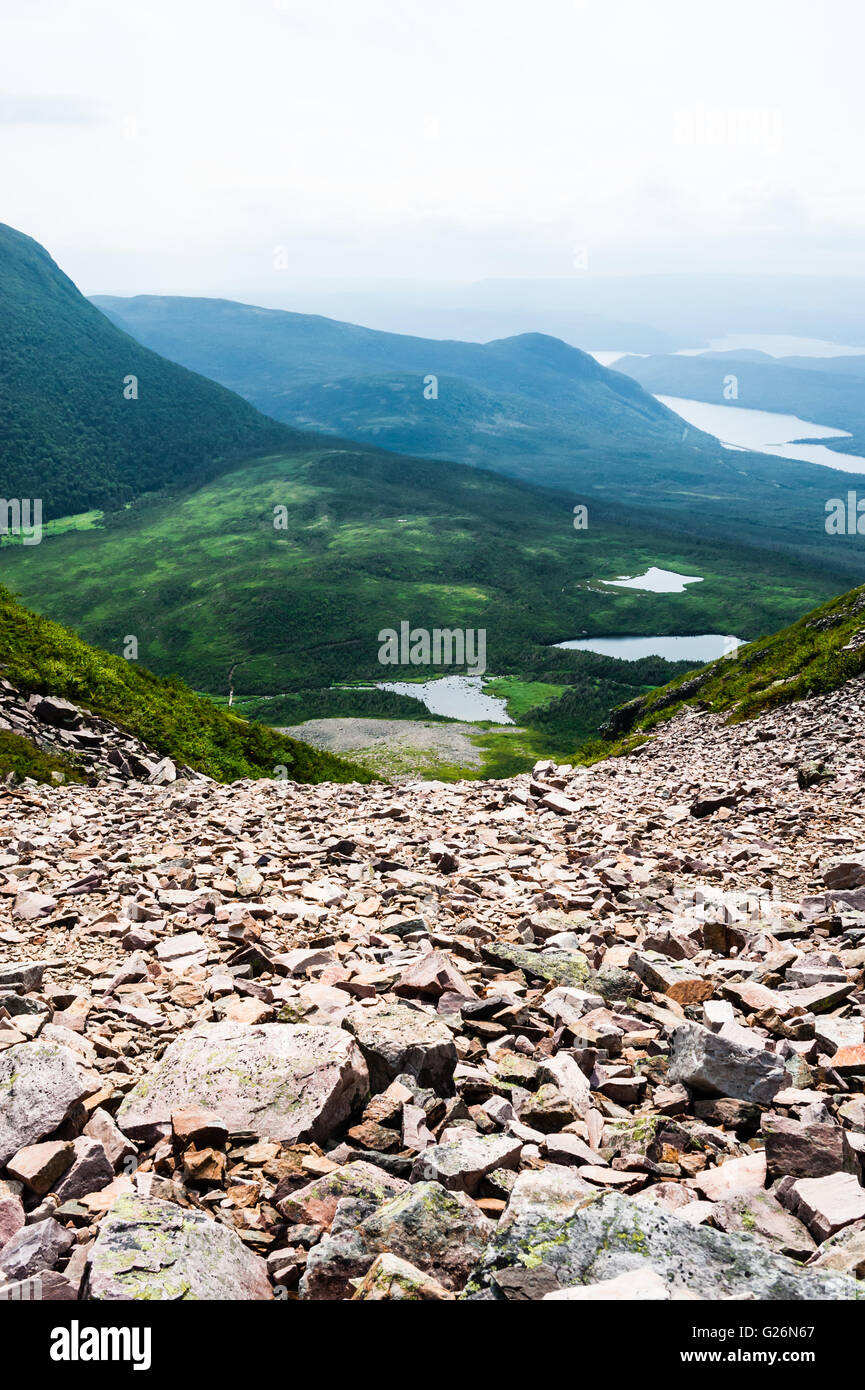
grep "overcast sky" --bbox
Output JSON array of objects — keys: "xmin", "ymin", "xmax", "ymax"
[{"xmin": 2, "ymin": 0, "xmax": 864, "ymax": 296}]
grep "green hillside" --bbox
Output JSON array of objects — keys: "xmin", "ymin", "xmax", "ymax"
[
  {"xmin": 0, "ymin": 224, "xmax": 302, "ymax": 520},
  {"xmin": 585, "ymin": 582, "xmax": 865, "ymax": 759},
  {"xmin": 0, "ymin": 585, "xmax": 371, "ymax": 785},
  {"xmin": 0, "ymin": 445, "xmax": 845, "ymax": 700}
]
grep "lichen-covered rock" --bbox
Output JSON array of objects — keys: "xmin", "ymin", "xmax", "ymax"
[
  {"xmin": 278, "ymin": 1160, "xmax": 408, "ymax": 1230},
  {"xmin": 360, "ymin": 1181, "xmax": 493, "ymax": 1288},
  {"xmin": 411, "ymin": 1133, "xmax": 522, "ymax": 1193},
  {"xmin": 466, "ymin": 1189, "xmax": 857, "ymax": 1300},
  {"xmin": 807, "ymin": 1220, "xmax": 865, "ymax": 1277},
  {"xmin": 711, "ymin": 1189, "xmax": 816, "ymax": 1260},
  {"xmin": 298, "ymin": 1227, "xmax": 372, "ymax": 1301},
  {"xmin": 480, "ymin": 942, "xmax": 591, "ymax": 989},
  {"xmin": 86, "ymin": 1194, "xmax": 272, "ymax": 1300},
  {"xmin": 116, "ymin": 1021, "xmax": 368, "ymax": 1143},
  {"xmin": 301, "ymin": 1181, "xmax": 493, "ymax": 1299},
  {"xmin": 342, "ymin": 1003, "xmax": 457, "ymax": 1093},
  {"xmin": 0, "ymin": 1041, "xmax": 99, "ymax": 1165},
  {"xmin": 352, "ymin": 1252, "xmax": 455, "ymax": 1300}
]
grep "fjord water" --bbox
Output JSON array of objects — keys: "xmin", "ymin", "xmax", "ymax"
[{"xmin": 657, "ymin": 395, "xmax": 865, "ymax": 473}]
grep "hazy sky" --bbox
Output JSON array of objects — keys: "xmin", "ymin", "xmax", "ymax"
[{"xmin": 2, "ymin": 0, "xmax": 865, "ymax": 295}]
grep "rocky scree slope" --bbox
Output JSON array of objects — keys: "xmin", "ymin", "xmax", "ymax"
[{"xmin": 1, "ymin": 677, "xmax": 865, "ymax": 1300}]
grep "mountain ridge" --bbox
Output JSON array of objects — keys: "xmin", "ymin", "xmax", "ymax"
[
  {"xmin": 91, "ymin": 288, "xmax": 865, "ymax": 571},
  {"xmin": 0, "ymin": 224, "xmax": 301, "ymax": 520}
]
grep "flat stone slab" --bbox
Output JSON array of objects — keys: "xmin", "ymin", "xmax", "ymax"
[
  {"xmin": 788, "ymin": 1172, "xmax": 865, "ymax": 1241},
  {"xmin": 0, "ymin": 961, "xmax": 51, "ymax": 992},
  {"xmin": 87, "ymin": 1194, "xmax": 272, "ymax": 1300},
  {"xmin": 544, "ymin": 1267, "xmax": 679, "ymax": 1300},
  {"xmin": 117, "ymin": 1021, "xmax": 368, "ymax": 1144},
  {"xmin": 480, "ymin": 943, "xmax": 591, "ymax": 989}
]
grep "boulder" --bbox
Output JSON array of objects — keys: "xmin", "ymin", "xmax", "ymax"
[
  {"xmin": 278, "ymin": 1161, "xmax": 408, "ymax": 1230},
  {"xmin": 33, "ymin": 696, "xmax": 83, "ymax": 729},
  {"xmin": 763, "ymin": 1115, "xmax": 858, "ymax": 1181},
  {"xmin": 86, "ymin": 1194, "xmax": 272, "ymax": 1300},
  {"xmin": 536, "ymin": 1053, "xmax": 592, "ymax": 1115},
  {"xmin": 5, "ymin": 1141, "xmax": 74, "ymax": 1195},
  {"xmin": 467, "ymin": 1188, "xmax": 856, "ymax": 1299},
  {"xmin": 0, "ymin": 1041, "xmax": 99, "ymax": 1165},
  {"xmin": 117, "ymin": 1021, "xmax": 368, "ymax": 1144},
  {"xmin": 787, "ymin": 1172, "xmax": 865, "ymax": 1241},
  {"xmin": 52, "ymin": 1138, "xmax": 115, "ymax": 1202},
  {"xmin": 411, "ymin": 1133, "xmax": 522, "ymax": 1194},
  {"xmin": 544, "ymin": 1267, "xmax": 676, "ymax": 1300},
  {"xmin": 0, "ymin": 1218, "xmax": 74, "ymax": 1282},
  {"xmin": 807, "ymin": 1220, "xmax": 865, "ymax": 1277},
  {"xmin": 351, "ymin": 1253, "xmax": 455, "ymax": 1301},
  {"xmin": 668, "ymin": 1023, "xmax": 786, "ymax": 1105},
  {"xmin": 0, "ymin": 961, "xmax": 50, "ymax": 992},
  {"xmin": 0, "ymin": 1190, "xmax": 25, "ymax": 1248},
  {"xmin": 629, "ymin": 951, "xmax": 713, "ymax": 1005},
  {"xmin": 712, "ymin": 1189, "xmax": 816, "ymax": 1261},
  {"xmin": 301, "ymin": 1181, "xmax": 492, "ymax": 1299},
  {"xmin": 480, "ymin": 942, "xmax": 591, "ymax": 989},
  {"xmin": 342, "ymin": 1003, "xmax": 456, "ymax": 1093}
]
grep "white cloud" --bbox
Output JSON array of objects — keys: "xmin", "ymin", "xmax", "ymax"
[{"xmin": 2, "ymin": 0, "xmax": 864, "ymax": 290}]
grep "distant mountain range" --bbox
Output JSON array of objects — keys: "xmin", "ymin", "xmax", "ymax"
[{"xmin": 154, "ymin": 274, "xmax": 865, "ymax": 352}]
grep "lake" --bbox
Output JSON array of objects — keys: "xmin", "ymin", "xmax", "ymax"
[
  {"xmin": 555, "ymin": 634, "xmax": 742, "ymax": 662},
  {"xmin": 375, "ymin": 675, "xmax": 513, "ymax": 723},
  {"xmin": 656, "ymin": 395, "xmax": 865, "ymax": 474},
  {"xmin": 603, "ymin": 566, "xmax": 702, "ymax": 593}
]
